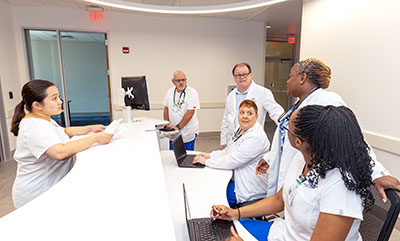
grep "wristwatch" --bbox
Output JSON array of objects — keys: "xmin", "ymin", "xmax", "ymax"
[{"xmin": 176, "ymin": 124, "xmax": 181, "ymax": 130}]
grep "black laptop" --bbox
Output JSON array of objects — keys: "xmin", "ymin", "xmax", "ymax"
[
  {"xmin": 183, "ymin": 183, "xmax": 236, "ymax": 241},
  {"xmin": 171, "ymin": 135, "xmax": 204, "ymax": 168}
]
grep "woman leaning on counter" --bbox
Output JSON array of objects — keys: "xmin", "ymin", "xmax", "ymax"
[{"xmin": 10, "ymin": 79, "xmax": 113, "ymax": 208}]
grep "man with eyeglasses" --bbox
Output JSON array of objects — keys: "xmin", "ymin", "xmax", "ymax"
[
  {"xmin": 163, "ymin": 70, "xmax": 200, "ymax": 150},
  {"xmin": 220, "ymin": 63, "xmax": 284, "ymax": 150}
]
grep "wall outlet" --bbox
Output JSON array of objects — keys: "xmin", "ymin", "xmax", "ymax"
[{"xmin": 227, "ymin": 85, "xmax": 236, "ymax": 95}]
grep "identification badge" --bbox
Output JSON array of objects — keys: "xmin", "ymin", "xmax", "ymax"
[{"xmin": 287, "ymin": 185, "xmax": 298, "ymax": 206}]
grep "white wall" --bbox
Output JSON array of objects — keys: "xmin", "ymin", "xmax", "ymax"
[
  {"xmin": 0, "ymin": 1, "xmax": 20, "ymax": 151},
  {"xmin": 301, "ymin": 0, "xmax": 400, "ymax": 177},
  {"xmin": 7, "ymin": 5, "xmax": 265, "ymax": 137}
]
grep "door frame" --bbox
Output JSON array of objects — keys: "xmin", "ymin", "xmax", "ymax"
[
  {"xmin": 0, "ymin": 77, "xmax": 12, "ymax": 162},
  {"xmin": 24, "ymin": 28, "xmax": 113, "ymax": 126}
]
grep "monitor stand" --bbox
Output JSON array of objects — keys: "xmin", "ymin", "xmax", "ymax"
[{"xmin": 122, "ymin": 106, "xmax": 132, "ymax": 123}]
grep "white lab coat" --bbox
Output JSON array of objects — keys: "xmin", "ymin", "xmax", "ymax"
[
  {"xmin": 220, "ymin": 81, "xmax": 284, "ymax": 146},
  {"xmin": 206, "ymin": 122, "xmax": 269, "ymax": 203},
  {"xmin": 265, "ymin": 88, "xmax": 390, "ymax": 196}
]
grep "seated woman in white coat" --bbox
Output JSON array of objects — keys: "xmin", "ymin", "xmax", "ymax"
[
  {"xmin": 211, "ymin": 105, "xmax": 375, "ymax": 241},
  {"xmin": 10, "ymin": 79, "xmax": 114, "ymax": 208},
  {"xmin": 193, "ymin": 99, "xmax": 269, "ymax": 207}
]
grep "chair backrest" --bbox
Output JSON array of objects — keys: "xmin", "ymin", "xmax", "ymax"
[{"xmin": 360, "ymin": 188, "xmax": 400, "ymax": 241}]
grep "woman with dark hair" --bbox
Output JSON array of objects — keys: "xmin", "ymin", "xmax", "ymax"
[
  {"xmin": 193, "ymin": 99, "xmax": 269, "ymax": 206},
  {"xmin": 11, "ymin": 79, "xmax": 113, "ymax": 208},
  {"xmin": 257, "ymin": 58, "xmax": 400, "ymax": 202},
  {"xmin": 211, "ymin": 105, "xmax": 374, "ymax": 241}
]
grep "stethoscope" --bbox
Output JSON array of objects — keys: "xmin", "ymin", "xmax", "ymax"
[{"xmin": 173, "ymin": 87, "xmax": 186, "ymax": 109}]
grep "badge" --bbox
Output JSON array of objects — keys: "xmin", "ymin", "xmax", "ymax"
[{"xmin": 287, "ymin": 185, "xmax": 298, "ymax": 206}]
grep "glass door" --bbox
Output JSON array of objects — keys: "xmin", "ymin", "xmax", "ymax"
[
  {"xmin": 25, "ymin": 29, "xmax": 66, "ymax": 126},
  {"xmin": 60, "ymin": 31, "xmax": 110, "ymax": 126},
  {"xmin": 265, "ymin": 41, "xmax": 295, "ymax": 111},
  {"xmin": 25, "ymin": 29, "xmax": 111, "ymax": 127}
]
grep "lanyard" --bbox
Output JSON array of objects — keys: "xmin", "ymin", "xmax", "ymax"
[
  {"xmin": 278, "ymin": 87, "xmax": 319, "ymax": 154},
  {"xmin": 232, "ymin": 127, "xmax": 243, "ymax": 142},
  {"xmin": 278, "ymin": 87, "xmax": 320, "ymax": 123},
  {"xmin": 173, "ymin": 87, "xmax": 186, "ymax": 108}
]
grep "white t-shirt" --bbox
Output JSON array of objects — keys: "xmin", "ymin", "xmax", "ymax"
[
  {"xmin": 12, "ymin": 118, "xmax": 73, "ymax": 208},
  {"xmin": 268, "ymin": 153, "xmax": 363, "ymax": 241},
  {"xmin": 163, "ymin": 86, "xmax": 200, "ymax": 143}
]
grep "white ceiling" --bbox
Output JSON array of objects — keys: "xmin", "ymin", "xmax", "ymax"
[{"xmin": 2, "ymin": 0, "xmax": 302, "ymax": 36}]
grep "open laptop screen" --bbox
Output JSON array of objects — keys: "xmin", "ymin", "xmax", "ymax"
[{"xmin": 172, "ymin": 135, "xmax": 187, "ymax": 161}]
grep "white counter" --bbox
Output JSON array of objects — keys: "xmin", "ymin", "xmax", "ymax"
[{"xmin": 0, "ymin": 119, "xmax": 256, "ymax": 241}]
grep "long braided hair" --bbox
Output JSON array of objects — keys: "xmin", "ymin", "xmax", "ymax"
[{"xmin": 293, "ymin": 105, "xmax": 375, "ymax": 210}]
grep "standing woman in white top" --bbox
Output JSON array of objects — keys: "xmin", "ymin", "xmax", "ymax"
[
  {"xmin": 10, "ymin": 79, "xmax": 113, "ymax": 208},
  {"xmin": 256, "ymin": 58, "xmax": 400, "ymax": 202},
  {"xmin": 193, "ymin": 100, "xmax": 269, "ymax": 207},
  {"xmin": 211, "ymin": 105, "xmax": 375, "ymax": 241}
]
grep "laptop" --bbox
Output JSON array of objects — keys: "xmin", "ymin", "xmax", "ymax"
[
  {"xmin": 171, "ymin": 135, "xmax": 204, "ymax": 168},
  {"xmin": 183, "ymin": 183, "xmax": 235, "ymax": 241}
]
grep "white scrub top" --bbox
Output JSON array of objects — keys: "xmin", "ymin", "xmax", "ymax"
[
  {"xmin": 220, "ymin": 81, "xmax": 284, "ymax": 146},
  {"xmin": 12, "ymin": 118, "xmax": 73, "ymax": 208},
  {"xmin": 206, "ymin": 122, "xmax": 269, "ymax": 203},
  {"xmin": 163, "ymin": 86, "xmax": 200, "ymax": 143},
  {"xmin": 268, "ymin": 153, "xmax": 363, "ymax": 241},
  {"xmin": 265, "ymin": 88, "xmax": 390, "ymax": 196}
]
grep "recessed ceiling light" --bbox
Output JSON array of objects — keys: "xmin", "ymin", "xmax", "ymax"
[{"xmin": 84, "ymin": 0, "xmax": 287, "ymax": 15}]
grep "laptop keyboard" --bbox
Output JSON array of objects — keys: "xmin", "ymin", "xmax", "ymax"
[
  {"xmin": 193, "ymin": 219, "xmax": 217, "ymax": 240},
  {"xmin": 181, "ymin": 156, "xmax": 204, "ymax": 168}
]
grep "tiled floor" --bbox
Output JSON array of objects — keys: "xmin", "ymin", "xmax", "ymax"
[{"xmin": 0, "ymin": 159, "xmax": 16, "ymax": 218}]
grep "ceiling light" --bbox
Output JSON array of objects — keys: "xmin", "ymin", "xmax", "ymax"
[
  {"xmin": 86, "ymin": 5, "xmax": 104, "ymax": 12},
  {"xmin": 84, "ymin": 0, "xmax": 287, "ymax": 15}
]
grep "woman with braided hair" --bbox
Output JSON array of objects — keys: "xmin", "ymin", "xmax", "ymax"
[
  {"xmin": 210, "ymin": 105, "xmax": 374, "ymax": 241},
  {"xmin": 256, "ymin": 58, "xmax": 400, "ymax": 203}
]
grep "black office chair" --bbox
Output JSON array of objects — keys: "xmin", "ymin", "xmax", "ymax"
[{"xmin": 360, "ymin": 188, "xmax": 400, "ymax": 241}]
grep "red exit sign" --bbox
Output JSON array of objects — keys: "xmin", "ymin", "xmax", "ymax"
[
  {"xmin": 89, "ymin": 11, "xmax": 103, "ymax": 21},
  {"xmin": 288, "ymin": 36, "xmax": 296, "ymax": 44}
]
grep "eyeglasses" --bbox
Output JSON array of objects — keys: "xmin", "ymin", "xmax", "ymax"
[
  {"xmin": 173, "ymin": 78, "xmax": 186, "ymax": 83},
  {"xmin": 233, "ymin": 73, "xmax": 250, "ymax": 78},
  {"xmin": 282, "ymin": 125, "xmax": 304, "ymax": 142}
]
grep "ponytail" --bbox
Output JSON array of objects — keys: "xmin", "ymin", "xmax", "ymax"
[
  {"xmin": 10, "ymin": 101, "xmax": 26, "ymax": 136},
  {"xmin": 10, "ymin": 79, "xmax": 55, "ymax": 136}
]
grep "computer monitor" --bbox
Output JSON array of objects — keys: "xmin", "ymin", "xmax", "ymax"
[{"xmin": 121, "ymin": 76, "xmax": 150, "ymax": 111}]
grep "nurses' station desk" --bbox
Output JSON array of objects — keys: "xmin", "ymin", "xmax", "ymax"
[{"xmin": 0, "ymin": 120, "xmax": 255, "ymax": 241}]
